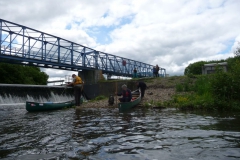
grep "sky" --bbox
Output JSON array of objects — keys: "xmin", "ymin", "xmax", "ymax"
[{"xmin": 1, "ymin": 0, "xmax": 240, "ymax": 82}]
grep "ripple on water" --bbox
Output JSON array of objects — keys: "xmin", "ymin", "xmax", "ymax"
[{"xmin": 1, "ymin": 107, "xmax": 240, "ymax": 159}]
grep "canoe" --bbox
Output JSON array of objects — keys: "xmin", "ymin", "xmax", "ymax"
[
  {"xmin": 118, "ymin": 89, "xmax": 141, "ymax": 112},
  {"xmin": 26, "ymin": 100, "xmax": 75, "ymax": 112}
]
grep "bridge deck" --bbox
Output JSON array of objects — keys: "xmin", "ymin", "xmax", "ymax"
[{"xmin": 0, "ymin": 19, "xmax": 166, "ymax": 77}]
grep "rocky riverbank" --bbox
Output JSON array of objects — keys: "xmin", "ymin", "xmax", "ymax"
[{"xmin": 76, "ymin": 77, "xmax": 185, "ymax": 109}]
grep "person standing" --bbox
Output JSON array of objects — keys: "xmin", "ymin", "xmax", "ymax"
[
  {"xmin": 136, "ymin": 81, "xmax": 147, "ymax": 98},
  {"xmin": 156, "ymin": 65, "xmax": 160, "ymax": 77},
  {"xmin": 116, "ymin": 84, "xmax": 132, "ymax": 102},
  {"xmin": 153, "ymin": 66, "xmax": 157, "ymax": 77},
  {"xmin": 133, "ymin": 68, "xmax": 137, "ymax": 78},
  {"xmin": 67, "ymin": 74, "xmax": 83, "ymax": 107}
]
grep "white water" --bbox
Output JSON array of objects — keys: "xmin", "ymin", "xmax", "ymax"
[{"xmin": 0, "ymin": 92, "xmax": 73, "ymax": 106}]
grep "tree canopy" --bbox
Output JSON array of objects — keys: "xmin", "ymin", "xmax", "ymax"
[
  {"xmin": 234, "ymin": 42, "xmax": 240, "ymax": 57},
  {"xmin": 184, "ymin": 59, "xmax": 227, "ymax": 75},
  {"xmin": 0, "ymin": 62, "xmax": 49, "ymax": 85},
  {"xmin": 184, "ymin": 61, "xmax": 205, "ymax": 75}
]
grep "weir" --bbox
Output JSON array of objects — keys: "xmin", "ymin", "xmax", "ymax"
[
  {"xmin": 0, "ymin": 84, "xmax": 73, "ymax": 105},
  {"xmin": 0, "ymin": 80, "xmax": 138, "ymax": 105}
]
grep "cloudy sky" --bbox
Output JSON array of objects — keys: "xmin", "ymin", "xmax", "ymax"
[{"xmin": 1, "ymin": 0, "xmax": 240, "ymax": 81}]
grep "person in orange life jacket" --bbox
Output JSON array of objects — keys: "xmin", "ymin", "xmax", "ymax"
[
  {"xmin": 136, "ymin": 81, "xmax": 147, "ymax": 98},
  {"xmin": 116, "ymin": 84, "xmax": 132, "ymax": 102},
  {"xmin": 67, "ymin": 74, "xmax": 83, "ymax": 107}
]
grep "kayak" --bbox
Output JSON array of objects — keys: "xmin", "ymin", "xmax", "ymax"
[
  {"xmin": 118, "ymin": 89, "xmax": 141, "ymax": 112},
  {"xmin": 26, "ymin": 100, "xmax": 75, "ymax": 112}
]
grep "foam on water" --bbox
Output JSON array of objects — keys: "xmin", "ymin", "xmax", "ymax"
[{"xmin": 0, "ymin": 92, "xmax": 73, "ymax": 105}]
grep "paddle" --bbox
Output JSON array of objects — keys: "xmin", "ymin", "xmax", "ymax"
[{"xmin": 115, "ymin": 81, "xmax": 118, "ymax": 106}]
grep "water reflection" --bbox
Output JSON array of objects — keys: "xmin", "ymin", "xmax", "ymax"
[{"xmin": 0, "ymin": 105, "xmax": 240, "ymax": 159}]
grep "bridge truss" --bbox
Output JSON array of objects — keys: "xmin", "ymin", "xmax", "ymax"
[{"xmin": 0, "ymin": 19, "xmax": 166, "ymax": 77}]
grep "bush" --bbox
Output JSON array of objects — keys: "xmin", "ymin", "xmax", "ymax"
[
  {"xmin": 210, "ymin": 59, "xmax": 240, "ymax": 102},
  {"xmin": 173, "ymin": 59, "xmax": 240, "ymax": 111},
  {"xmin": 175, "ymin": 77, "xmax": 193, "ymax": 92},
  {"xmin": 94, "ymin": 95, "xmax": 107, "ymax": 100}
]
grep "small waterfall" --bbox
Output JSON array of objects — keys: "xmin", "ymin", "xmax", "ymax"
[
  {"xmin": 48, "ymin": 92, "xmax": 73, "ymax": 102},
  {"xmin": 0, "ymin": 84, "xmax": 75, "ymax": 106},
  {"xmin": 0, "ymin": 93, "xmax": 29, "ymax": 105},
  {"xmin": 0, "ymin": 92, "xmax": 73, "ymax": 106}
]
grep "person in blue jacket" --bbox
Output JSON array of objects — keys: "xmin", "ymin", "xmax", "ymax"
[{"xmin": 116, "ymin": 84, "xmax": 132, "ymax": 102}]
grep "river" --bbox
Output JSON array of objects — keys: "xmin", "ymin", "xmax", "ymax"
[{"xmin": 0, "ymin": 105, "xmax": 240, "ymax": 160}]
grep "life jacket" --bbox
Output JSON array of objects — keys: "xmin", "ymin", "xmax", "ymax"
[
  {"xmin": 122, "ymin": 89, "xmax": 132, "ymax": 99},
  {"xmin": 73, "ymin": 76, "xmax": 83, "ymax": 85}
]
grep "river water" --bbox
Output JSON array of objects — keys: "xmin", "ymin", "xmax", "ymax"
[{"xmin": 0, "ymin": 105, "xmax": 240, "ymax": 160}]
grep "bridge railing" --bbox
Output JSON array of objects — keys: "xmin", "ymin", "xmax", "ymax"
[{"xmin": 0, "ymin": 19, "xmax": 166, "ymax": 77}]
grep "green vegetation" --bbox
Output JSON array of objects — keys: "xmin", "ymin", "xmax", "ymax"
[
  {"xmin": 184, "ymin": 61, "xmax": 205, "ymax": 75},
  {"xmin": 0, "ymin": 62, "xmax": 49, "ymax": 85},
  {"xmin": 158, "ymin": 43, "xmax": 240, "ymax": 111},
  {"xmin": 184, "ymin": 60, "xmax": 227, "ymax": 76},
  {"xmin": 89, "ymin": 95, "xmax": 107, "ymax": 102},
  {"xmin": 169, "ymin": 56, "xmax": 240, "ymax": 111},
  {"xmin": 234, "ymin": 42, "xmax": 240, "ymax": 57}
]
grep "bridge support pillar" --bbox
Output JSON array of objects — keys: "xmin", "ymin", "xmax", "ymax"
[{"xmin": 78, "ymin": 69, "xmax": 103, "ymax": 84}]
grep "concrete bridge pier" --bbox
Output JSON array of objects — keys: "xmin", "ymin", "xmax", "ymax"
[
  {"xmin": 78, "ymin": 69, "xmax": 104, "ymax": 85},
  {"xmin": 78, "ymin": 69, "xmax": 104, "ymax": 99}
]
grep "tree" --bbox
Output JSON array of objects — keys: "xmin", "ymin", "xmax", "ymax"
[
  {"xmin": 234, "ymin": 41, "xmax": 240, "ymax": 57},
  {"xmin": 0, "ymin": 62, "xmax": 49, "ymax": 84},
  {"xmin": 184, "ymin": 59, "xmax": 226, "ymax": 76},
  {"xmin": 184, "ymin": 61, "xmax": 205, "ymax": 75}
]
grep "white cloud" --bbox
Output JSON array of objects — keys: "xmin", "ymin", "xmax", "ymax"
[{"xmin": 1, "ymin": 0, "xmax": 240, "ymax": 77}]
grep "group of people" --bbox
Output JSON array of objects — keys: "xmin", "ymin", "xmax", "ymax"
[
  {"xmin": 116, "ymin": 81, "xmax": 147, "ymax": 103},
  {"xmin": 67, "ymin": 73, "xmax": 147, "ymax": 106},
  {"xmin": 153, "ymin": 64, "xmax": 160, "ymax": 77}
]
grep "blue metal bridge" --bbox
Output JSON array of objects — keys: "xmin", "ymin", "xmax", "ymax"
[{"xmin": 0, "ymin": 19, "xmax": 166, "ymax": 77}]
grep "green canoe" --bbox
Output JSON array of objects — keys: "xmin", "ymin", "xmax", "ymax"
[
  {"xmin": 118, "ymin": 90, "xmax": 141, "ymax": 112},
  {"xmin": 26, "ymin": 100, "xmax": 75, "ymax": 112}
]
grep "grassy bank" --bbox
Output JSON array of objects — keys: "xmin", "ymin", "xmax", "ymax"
[
  {"xmin": 172, "ymin": 75, "xmax": 240, "ymax": 111},
  {"xmin": 141, "ymin": 73, "xmax": 240, "ymax": 111}
]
